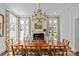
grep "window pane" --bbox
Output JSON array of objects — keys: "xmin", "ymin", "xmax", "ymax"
[
  {"xmin": 9, "ymin": 13, "xmax": 18, "ymax": 43},
  {"xmin": 20, "ymin": 18, "xmax": 29, "ymax": 40},
  {"xmin": 49, "ymin": 18, "xmax": 57, "ymax": 40}
]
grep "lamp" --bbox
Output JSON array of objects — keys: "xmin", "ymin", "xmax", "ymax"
[{"xmin": 32, "ymin": 3, "xmax": 49, "ymax": 20}]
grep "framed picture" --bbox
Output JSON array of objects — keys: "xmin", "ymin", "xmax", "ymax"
[
  {"xmin": 34, "ymin": 23, "xmax": 42, "ymax": 29},
  {"xmin": 0, "ymin": 14, "xmax": 4, "ymax": 37}
]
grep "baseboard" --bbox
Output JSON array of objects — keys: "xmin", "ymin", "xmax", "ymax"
[
  {"xmin": 0, "ymin": 50, "xmax": 8, "ymax": 56},
  {"xmin": 70, "ymin": 50, "xmax": 75, "ymax": 53}
]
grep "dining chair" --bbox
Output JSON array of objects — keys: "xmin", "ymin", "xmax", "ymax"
[
  {"xmin": 59, "ymin": 46, "xmax": 65, "ymax": 56},
  {"xmin": 63, "ymin": 39, "xmax": 66, "ymax": 43},
  {"xmin": 65, "ymin": 40, "xmax": 70, "ymax": 56},
  {"xmin": 53, "ymin": 46, "xmax": 60, "ymax": 56},
  {"xmin": 50, "ymin": 45, "xmax": 54, "ymax": 56},
  {"xmin": 11, "ymin": 45, "xmax": 23, "ymax": 56},
  {"xmin": 53, "ymin": 46, "xmax": 65, "ymax": 56},
  {"xmin": 63, "ymin": 39, "xmax": 68, "ymax": 45},
  {"xmin": 25, "ymin": 46, "xmax": 28, "ymax": 56},
  {"xmin": 39, "ymin": 45, "xmax": 50, "ymax": 56},
  {"xmin": 30, "ymin": 46, "xmax": 37, "ymax": 56},
  {"xmin": 66, "ymin": 40, "xmax": 70, "ymax": 45},
  {"xmin": 11, "ymin": 45, "xmax": 15, "ymax": 56},
  {"xmin": 25, "ymin": 45, "xmax": 37, "ymax": 56}
]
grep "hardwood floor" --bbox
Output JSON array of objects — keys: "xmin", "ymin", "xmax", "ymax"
[{"xmin": 3, "ymin": 50, "xmax": 75, "ymax": 56}]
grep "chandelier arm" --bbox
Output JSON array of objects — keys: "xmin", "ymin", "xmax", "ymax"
[{"xmin": 32, "ymin": 3, "xmax": 48, "ymax": 20}]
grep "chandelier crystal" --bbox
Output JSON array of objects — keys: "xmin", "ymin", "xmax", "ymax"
[{"xmin": 32, "ymin": 3, "xmax": 49, "ymax": 20}]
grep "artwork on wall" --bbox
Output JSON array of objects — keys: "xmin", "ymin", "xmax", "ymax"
[
  {"xmin": 34, "ymin": 23, "xmax": 42, "ymax": 29},
  {"xmin": 0, "ymin": 14, "xmax": 4, "ymax": 37}
]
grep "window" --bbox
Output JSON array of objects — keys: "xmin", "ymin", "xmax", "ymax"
[
  {"xmin": 9, "ymin": 13, "xmax": 18, "ymax": 43},
  {"xmin": 49, "ymin": 18, "xmax": 58, "ymax": 40},
  {"xmin": 20, "ymin": 18, "xmax": 29, "ymax": 40}
]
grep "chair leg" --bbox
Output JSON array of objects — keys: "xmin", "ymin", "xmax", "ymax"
[
  {"xmin": 66, "ymin": 50, "xmax": 67, "ymax": 56},
  {"xmin": 25, "ymin": 50, "xmax": 28, "ymax": 56},
  {"xmin": 62, "ymin": 51, "xmax": 64, "ymax": 56},
  {"xmin": 54, "ymin": 50, "xmax": 55, "ymax": 56},
  {"xmin": 22, "ymin": 49, "xmax": 26, "ymax": 56},
  {"xmin": 61, "ymin": 50, "xmax": 64, "ymax": 56},
  {"xmin": 49, "ymin": 50, "xmax": 52, "ymax": 56}
]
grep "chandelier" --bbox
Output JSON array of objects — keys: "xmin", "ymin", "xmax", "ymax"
[{"xmin": 32, "ymin": 3, "xmax": 49, "ymax": 20}]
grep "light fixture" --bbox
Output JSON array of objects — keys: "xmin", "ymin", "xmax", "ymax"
[{"xmin": 32, "ymin": 3, "xmax": 49, "ymax": 20}]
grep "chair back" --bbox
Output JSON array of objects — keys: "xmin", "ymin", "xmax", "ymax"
[
  {"xmin": 66, "ymin": 40, "xmax": 70, "ymax": 45},
  {"xmin": 11, "ymin": 45, "xmax": 23, "ymax": 56},
  {"xmin": 54, "ymin": 46, "xmax": 65, "ymax": 56},
  {"xmin": 63, "ymin": 39, "xmax": 66, "ymax": 42},
  {"xmin": 11, "ymin": 45, "xmax": 15, "ymax": 56}
]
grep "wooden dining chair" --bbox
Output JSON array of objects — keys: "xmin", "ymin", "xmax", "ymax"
[
  {"xmin": 25, "ymin": 46, "xmax": 37, "ymax": 56},
  {"xmin": 63, "ymin": 39, "xmax": 66, "ymax": 43},
  {"xmin": 39, "ymin": 45, "xmax": 50, "ymax": 56},
  {"xmin": 50, "ymin": 45, "xmax": 54, "ymax": 56},
  {"xmin": 53, "ymin": 46, "xmax": 60, "ymax": 56},
  {"xmin": 25, "ymin": 46, "xmax": 29, "ymax": 56},
  {"xmin": 63, "ymin": 39, "xmax": 69, "ymax": 44},
  {"xmin": 53, "ymin": 46, "xmax": 65, "ymax": 56},
  {"xmin": 30, "ymin": 46, "xmax": 37, "ymax": 56},
  {"xmin": 65, "ymin": 40, "xmax": 70, "ymax": 56},
  {"xmin": 63, "ymin": 39, "xmax": 70, "ymax": 44},
  {"xmin": 11, "ymin": 45, "xmax": 15, "ymax": 56},
  {"xmin": 59, "ymin": 46, "xmax": 65, "ymax": 56},
  {"xmin": 11, "ymin": 45, "xmax": 23, "ymax": 56},
  {"xmin": 66, "ymin": 40, "xmax": 70, "ymax": 45}
]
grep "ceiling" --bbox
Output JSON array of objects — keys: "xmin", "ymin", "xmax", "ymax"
[{"xmin": 3, "ymin": 3, "xmax": 76, "ymax": 17}]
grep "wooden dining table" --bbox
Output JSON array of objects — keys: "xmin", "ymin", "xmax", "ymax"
[
  {"xmin": 13, "ymin": 40, "xmax": 71, "ymax": 49},
  {"xmin": 13, "ymin": 40, "xmax": 71, "ymax": 56}
]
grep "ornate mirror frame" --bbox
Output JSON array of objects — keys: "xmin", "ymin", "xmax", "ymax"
[{"xmin": 0, "ymin": 14, "xmax": 4, "ymax": 37}]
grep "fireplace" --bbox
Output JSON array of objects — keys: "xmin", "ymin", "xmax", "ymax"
[{"xmin": 33, "ymin": 33, "xmax": 44, "ymax": 40}]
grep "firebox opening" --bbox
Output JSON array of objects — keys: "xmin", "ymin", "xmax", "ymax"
[{"xmin": 33, "ymin": 33, "xmax": 44, "ymax": 40}]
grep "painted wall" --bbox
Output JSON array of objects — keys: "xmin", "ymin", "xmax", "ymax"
[
  {"xmin": 60, "ymin": 5, "xmax": 75, "ymax": 51},
  {"xmin": 0, "ymin": 4, "xmax": 6, "ymax": 54},
  {"xmin": 74, "ymin": 4, "xmax": 79, "ymax": 52},
  {"xmin": 60, "ymin": 4, "xmax": 79, "ymax": 52}
]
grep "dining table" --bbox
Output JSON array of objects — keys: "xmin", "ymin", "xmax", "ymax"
[{"xmin": 13, "ymin": 40, "xmax": 71, "ymax": 56}]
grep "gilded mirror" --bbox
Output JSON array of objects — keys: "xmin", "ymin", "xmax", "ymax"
[{"xmin": 0, "ymin": 14, "xmax": 4, "ymax": 37}]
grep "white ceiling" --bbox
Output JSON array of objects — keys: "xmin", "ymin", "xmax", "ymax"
[{"xmin": 3, "ymin": 3, "xmax": 76, "ymax": 17}]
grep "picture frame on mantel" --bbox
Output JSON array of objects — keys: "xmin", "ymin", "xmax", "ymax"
[{"xmin": 0, "ymin": 14, "xmax": 4, "ymax": 37}]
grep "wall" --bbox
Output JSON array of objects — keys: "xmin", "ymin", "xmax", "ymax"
[
  {"xmin": 74, "ymin": 4, "xmax": 79, "ymax": 52},
  {"xmin": 60, "ymin": 6, "xmax": 75, "ymax": 51},
  {"xmin": 60, "ymin": 4, "xmax": 79, "ymax": 52},
  {"xmin": 0, "ymin": 4, "xmax": 6, "ymax": 54}
]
